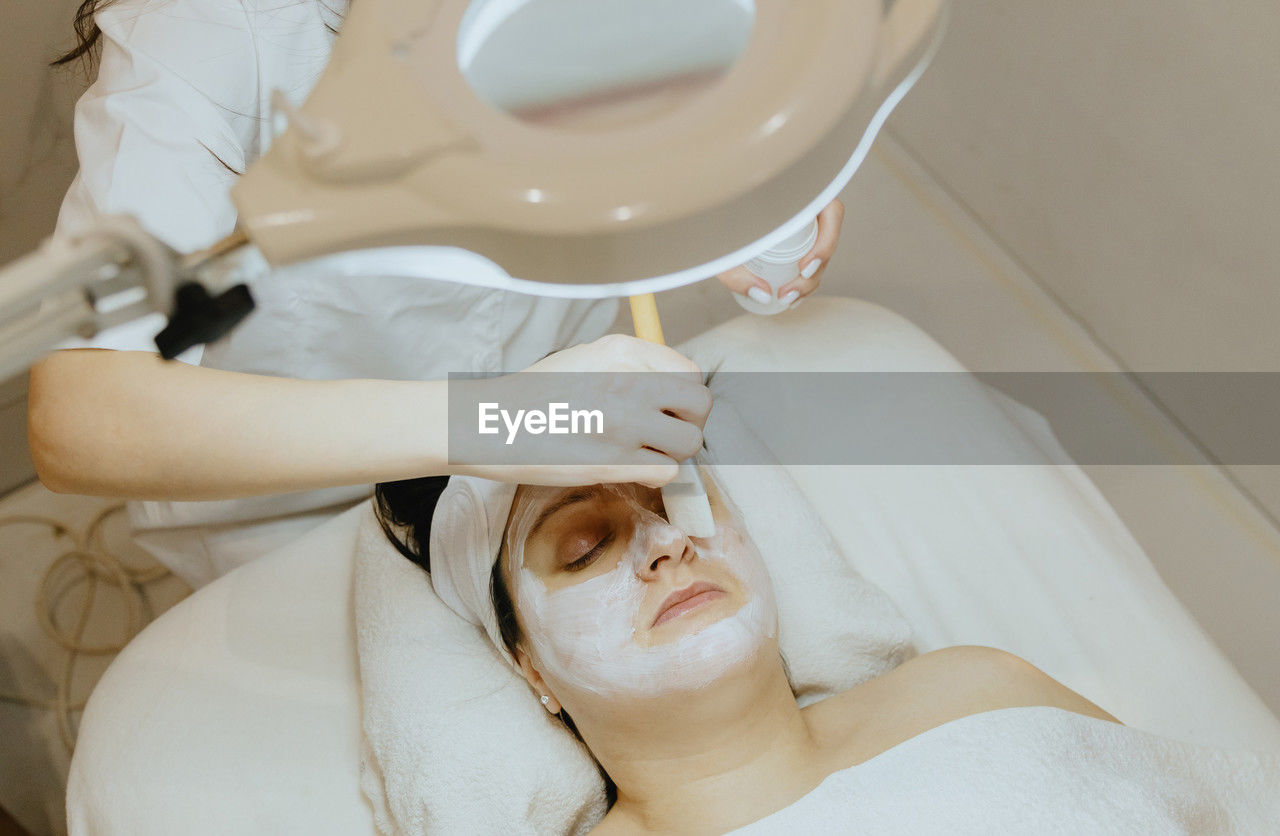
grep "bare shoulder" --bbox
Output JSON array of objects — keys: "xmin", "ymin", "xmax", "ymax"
[
  {"xmin": 806, "ymin": 646, "xmax": 1119, "ymax": 764},
  {"xmin": 897, "ymin": 646, "xmax": 1119, "ymax": 723}
]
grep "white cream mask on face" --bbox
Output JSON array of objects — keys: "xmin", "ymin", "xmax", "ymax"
[{"xmin": 506, "ymin": 479, "xmax": 777, "ymax": 698}]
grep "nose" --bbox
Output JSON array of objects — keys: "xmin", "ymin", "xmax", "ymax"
[{"xmin": 636, "ymin": 524, "xmax": 695, "ymax": 579}]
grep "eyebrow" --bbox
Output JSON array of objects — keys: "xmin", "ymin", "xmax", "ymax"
[{"xmin": 527, "ymin": 486, "xmax": 603, "ymax": 542}]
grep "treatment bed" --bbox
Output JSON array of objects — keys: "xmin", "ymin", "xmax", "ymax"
[{"xmin": 66, "ymin": 298, "xmax": 1280, "ymax": 834}]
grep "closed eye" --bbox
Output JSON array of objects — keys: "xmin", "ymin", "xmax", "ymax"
[{"xmin": 565, "ymin": 531, "xmax": 614, "ymax": 572}]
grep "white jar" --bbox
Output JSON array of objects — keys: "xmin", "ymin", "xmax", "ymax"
[{"xmin": 733, "ymin": 219, "xmax": 820, "ymax": 315}]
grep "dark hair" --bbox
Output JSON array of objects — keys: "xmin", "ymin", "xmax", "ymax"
[
  {"xmin": 373, "ymin": 476, "xmax": 451, "ymax": 572},
  {"xmin": 50, "ymin": 0, "xmax": 108, "ymax": 70},
  {"xmin": 373, "ymin": 476, "xmax": 617, "ymax": 805}
]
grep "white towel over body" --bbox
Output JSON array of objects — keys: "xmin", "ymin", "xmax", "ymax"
[{"xmin": 731, "ymin": 706, "xmax": 1280, "ymax": 834}]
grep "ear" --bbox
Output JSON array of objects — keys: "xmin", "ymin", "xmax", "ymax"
[{"xmin": 516, "ymin": 645, "xmax": 562, "ymax": 715}]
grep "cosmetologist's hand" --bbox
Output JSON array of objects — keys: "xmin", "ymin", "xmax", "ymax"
[
  {"xmin": 715, "ymin": 198, "xmax": 845, "ymax": 310},
  {"xmin": 451, "ymin": 335, "xmax": 711, "ymax": 489}
]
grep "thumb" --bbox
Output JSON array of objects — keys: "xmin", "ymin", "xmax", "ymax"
[{"xmin": 716, "ymin": 265, "xmax": 772, "ymax": 297}]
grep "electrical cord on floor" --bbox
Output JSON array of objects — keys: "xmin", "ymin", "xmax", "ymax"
[{"xmin": 0, "ymin": 504, "xmax": 187, "ymax": 754}]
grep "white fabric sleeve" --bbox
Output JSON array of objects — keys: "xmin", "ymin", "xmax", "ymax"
[{"xmin": 54, "ymin": 0, "xmax": 261, "ymax": 352}]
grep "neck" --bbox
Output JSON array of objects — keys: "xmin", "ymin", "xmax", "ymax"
[{"xmin": 578, "ymin": 650, "xmax": 823, "ymax": 833}]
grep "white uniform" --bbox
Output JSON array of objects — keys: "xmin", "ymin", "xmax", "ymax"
[{"xmin": 56, "ymin": 0, "xmax": 618, "ymax": 587}]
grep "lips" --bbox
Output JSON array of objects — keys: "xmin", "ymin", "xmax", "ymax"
[{"xmin": 651, "ymin": 581, "xmax": 725, "ymax": 628}]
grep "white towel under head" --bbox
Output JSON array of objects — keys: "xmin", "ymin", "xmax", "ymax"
[{"xmin": 355, "ymin": 399, "xmax": 914, "ymax": 834}]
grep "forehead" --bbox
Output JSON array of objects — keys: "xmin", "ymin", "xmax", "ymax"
[{"xmin": 512, "ymin": 483, "xmax": 658, "ymax": 530}]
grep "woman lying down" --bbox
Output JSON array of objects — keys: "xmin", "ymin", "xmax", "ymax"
[{"xmin": 374, "ymin": 471, "xmax": 1279, "ymax": 834}]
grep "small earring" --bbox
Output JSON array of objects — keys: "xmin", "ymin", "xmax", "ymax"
[{"xmin": 540, "ymin": 695, "xmax": 550, "ymax": 706}]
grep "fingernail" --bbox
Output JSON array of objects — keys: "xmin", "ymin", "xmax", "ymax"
[
  {"xmin": 747, "ymin": 287, "xmax": 772, "ymax": 304},
  {"xmin": 789, "ymin": 296, "xmax": 806, "ymax": 310},
  {"xmin": 780, "ymin": 290, "xmax": 800, "ymax": 305},
  {"xmin": 801, "ymin": 259, "xmax": 823, "ymax": 279}
]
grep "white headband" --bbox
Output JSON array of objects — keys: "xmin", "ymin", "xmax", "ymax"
[{"xmin": 427, "ymin": 476, "xmax": 519, "ymax": 668}]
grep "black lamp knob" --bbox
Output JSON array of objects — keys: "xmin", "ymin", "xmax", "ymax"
[{"xmin": 154, "ymin": 281, "xmax": 255, "ymax": 359}]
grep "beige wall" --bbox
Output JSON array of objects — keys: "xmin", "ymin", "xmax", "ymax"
[
  {"xmin": 887, "ymin": 0, "xmax": 1280, "ymax": 519},
  {"xmin": 2, "ymin": 0, "xmax": 84, "ymax": 264},
  {"xmin": 890, "ymin": 1, "xmax": 1280, "ymax": 372},
  {"xmin": 1, "ymin": 0, "xmax": 85, "ymax": 493}
]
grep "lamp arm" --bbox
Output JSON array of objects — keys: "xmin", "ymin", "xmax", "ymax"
[{"xmin": 0, "ymin": 216, "xmax": 256, "ymax": 381}]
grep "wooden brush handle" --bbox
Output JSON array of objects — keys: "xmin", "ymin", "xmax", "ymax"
[
  {"xmin": 629, "ymin": 293, "xmax": 714, "ymax": 533},
  {"xmin": 628, "ymin": 293, "xmax": 666, "ymax": 345}
]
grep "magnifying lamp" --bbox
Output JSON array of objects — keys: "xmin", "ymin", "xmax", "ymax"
[
  {"xmin": 234, "ymin": 0, "xmax": 946, "ymax": 534},
  {"xmin": 233, "ymin": 0, "xmax": 950, "ymax": 297},
  {"xmin": 1, "ymin": 0, "xmax": 947, "ymax": 372}
]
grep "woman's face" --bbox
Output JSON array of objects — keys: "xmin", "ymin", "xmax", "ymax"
[{"xmin": 503, "ymin": 474, "xmax": 777, "ymax": 699}]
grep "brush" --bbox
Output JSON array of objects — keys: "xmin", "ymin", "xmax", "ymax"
[{"xmin": 628, "ymin": 293, "xmax": 716, "ymax": 537}]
